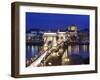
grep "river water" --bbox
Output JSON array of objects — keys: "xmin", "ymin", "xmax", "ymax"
[{"xmin": 26, "ymin": 44, "xmax": 89, "ymax": 66}]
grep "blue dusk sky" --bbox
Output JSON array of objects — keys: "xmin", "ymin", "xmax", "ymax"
[{"xmin": 26, "ymin": 12, "xmax": 90, "ymax": 32}]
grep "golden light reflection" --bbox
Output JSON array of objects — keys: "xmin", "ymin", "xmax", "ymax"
[
  {"xmin": 74, "ymin": 45, "xmax": 79, "ymax": 54},
  {"xmin": 68, "ymin": 46, "xmax": 71, "ymax": 55},
  {"xmin": 82, "ymin": 45, "xmax": 88, "ymax": 52}
]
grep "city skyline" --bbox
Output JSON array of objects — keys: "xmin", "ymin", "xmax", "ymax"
[
  {"xmin": 26, "ymin": 12, "xmax": 90, "ymax": 67},
  {"xmin": 26, "ymin": 12, "xmax": 90, "ymax": 32}
]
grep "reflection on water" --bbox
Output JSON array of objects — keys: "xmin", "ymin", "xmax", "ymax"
[
  {"xmin": 26, "ymin": 44, "xmax": 89, "ymax": 66},
  {"xmin": 68, "ymin": 45, "xmax": 89, "ymax": 58},
  {"xmin": 26, "ymin": 45, "xmax": 41, "ymax": 60},
  {"xmin": 66, "ymin": 44, "xmax": 89, "ymax": 65}
]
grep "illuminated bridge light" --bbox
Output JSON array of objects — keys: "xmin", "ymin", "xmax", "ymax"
[{"xmin": 48, "ymin": 62, "xmax": 52, "ymax": 65}]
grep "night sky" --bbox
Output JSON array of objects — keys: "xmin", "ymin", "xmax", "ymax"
[{"xmin": 26, "ymin": 12, "xmax": 90, "ymax": 32}]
